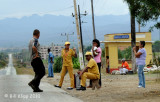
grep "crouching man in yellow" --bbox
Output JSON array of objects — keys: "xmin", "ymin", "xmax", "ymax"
[
  {"xmin": 77, "ymin": 52, "xmax": 100, "ymax": 91},
  {"xmin": 54, "ymin": 42, "xmax": 77, "ymax": 90}
]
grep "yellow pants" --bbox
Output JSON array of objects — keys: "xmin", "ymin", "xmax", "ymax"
[
  {"xmin": 81, "ymin": 72, "xmax": 99, "ymax": 87},
  {"xmin": 59, "ymin": 66, "xmax": 74, "ymax": 88}
]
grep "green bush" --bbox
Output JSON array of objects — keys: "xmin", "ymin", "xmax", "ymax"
[
  {"xmin": 72, "ymin": 57, "xmax": 80, "ymax": 69},
  {"xmin": 53, "ymin": 56, "xmax": 80, "ymax": 73},
  {"xmin": 53, "ymin": 57, "xmax": 63, "ymax": 73}
]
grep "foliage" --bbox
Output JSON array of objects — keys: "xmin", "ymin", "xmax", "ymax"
[
  {"xmin": 72, "ymin": 57, "xmax": 80, "ymax": 69},
  {"xmin": 0, "ymin": 52, "xmax": 7, "ymax": 68},
  {"xmin": 83, "ymin": 45, "xmax": 92, "ymax": 54},
  {"xmin": 152, "ymin": 41, "xmax": 160, "ymax": 52},
  {"xmin": 102, "ymin": 48, "xmax": 105, "ymax": 57},
  {"xmin": 152, "ymin": 52, "xmax": 160, "ymax": 67},
  {"xmin": 53, "ymin": 56, "xmax": 80, "ymax": 73},
  {"xmin": 53, "ymin": 57, "xmax": 63, "ymax": 73},
  {"xmin": 118, "ymin": 47, "xmax": 132, "ymax": 60},
  {"xmin": 124, "ymin": 0, "xmax": 160, "ymax": 30}
]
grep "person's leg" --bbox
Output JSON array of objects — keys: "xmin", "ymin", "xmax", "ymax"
[
  {"xmin": 36, "ymin": 58, "xmax": 45, "ymax": 88},
  {"xmin": 142, "ymin": 65, "xmax": 145, "ymax": 88},
  {"xmin": 30, "ymin": 58, "xmax": 45, "ymax": 88},
  {"xmin": 138, "ymin": 65, "xmax": 143, "ymax": 87},
  {"xmin": 119, "ymin": 68, "xmax": 123, "ymax": 74},
  {"xmin": 59, "ymin": 66, "xmax": 67, "ymax": 87},
  {"xmin": 97, "ymin": 63, "xmax": 101, "ymax": 86},
  {"xmin": 81, "ymin": 72, "xmax": 98, "ymax": 87},
  {"xmin": 123, "ymin": 68, "xmax": 128, "ymax": 74},
  {"xmin": 122, "ymin": 68, "xmax": 125, "ymax": 74},
  {"xmin": 108, "ymin": 66, "xmax": 110, "ymax": 73},
  {"xmin": 66, "ymin": 66, "xmax": 74, "ymax": 88},
  {"xmin": 125, "ymin": 69, "xmax": 128, "ymax": 74},
  {"xmin": 48, "ymin": 63, "xmax": 51, "ymax": 77},
  {"xmin": 51, "ymin": 63, "xmax": 54, "ymax": 77},
  {"xmin": 30, "ymin": 59, "xmax": 39, "ymax": 87}
]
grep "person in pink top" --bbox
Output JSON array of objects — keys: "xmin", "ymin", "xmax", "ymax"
[{"xmin": 88, "ymin": 39, "xmax": 102, "ymax": 87}]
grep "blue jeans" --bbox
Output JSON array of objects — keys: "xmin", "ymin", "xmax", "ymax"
[
  {"xmin": 48, "ymin": 63, "xmax": 54, "ymax": 77},
  {"xmin": 137, "ymin": 65, "xmax": 145, "ymax": 88}
]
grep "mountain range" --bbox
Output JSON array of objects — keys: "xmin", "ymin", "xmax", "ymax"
[{"xmin": 0, "ymin": 14, "xmax": 159, "ymax": 48}]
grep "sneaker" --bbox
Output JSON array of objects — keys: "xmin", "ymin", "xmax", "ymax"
[
  {"xmin": 54, "ymin": 85, "xmax": 61, "ymax": 88},
  {"xmin": 76, "ymin": 86, "xmax": 86, "ymax": 91},
  {"xmin": 67, "ymin": 87, "xmax": 73, "ymax": 90},
  {"xmin": 138, "ymin": 86, "xmax": 142, "ymax": 88}
]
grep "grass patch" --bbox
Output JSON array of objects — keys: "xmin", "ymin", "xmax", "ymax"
[
  {"xmin": 15, "ymin": 67, "xmax": 34, "ymax": 75},
  {"xmin": 15, "ymin": 67, "xmax": 48, "ymax": 75}
]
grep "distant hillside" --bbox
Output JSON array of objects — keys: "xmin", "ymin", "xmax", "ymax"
[{"xmin": 0, "ymin": 14, "xmax": 159, "ymax": 48}]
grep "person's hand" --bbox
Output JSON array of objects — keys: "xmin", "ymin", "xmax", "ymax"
[
  {"xmin": 79, "ymin": 72, "xmax": 83, "ymax": 79},
  {"xmin": 133, "ymin": 47, "xmax": 136, "ymax": 51},
  {"xmin": 73, "ymin": 47, "xmax": 76, "ymax": 52},
  {"xmin": 51, "ymin": 61, "xmax": 53, "ymax": 63},
  {"xmin": 92, "ymin": 46, "xmax": 94, "ymax": 51},
  {"xmin": 77, "ymin": 71, "xmax": 81, "ymax": 74},
  {"xmin": 33, "ymin": 54, "xmax": 39, "ymax": 59}
]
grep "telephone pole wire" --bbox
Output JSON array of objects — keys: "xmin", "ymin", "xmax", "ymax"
[{"xmin": 61, "ymin": 32, "xmax": 74, "ymax": 41}]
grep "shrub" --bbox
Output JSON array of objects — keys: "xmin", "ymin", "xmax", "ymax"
[
  {"xmin": 53, "ymin": 56, "xmax": 80, "ymax": 73},
  {"xmin": 72, "ymin": 57, "xmax": 80, "ymax": 69},
  {"xmin": 53, "ymin": 57, "xmax": 62, "ymax": 73}
]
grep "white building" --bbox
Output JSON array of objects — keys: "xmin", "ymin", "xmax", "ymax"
[{"xmin": 41, "ymin": 45, "xmax": 64, "ymax": 60}]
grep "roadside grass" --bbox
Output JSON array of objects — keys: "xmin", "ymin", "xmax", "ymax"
[{"xmin": 15, "ymin": 67, "xmax": 49, "ymax": 75}]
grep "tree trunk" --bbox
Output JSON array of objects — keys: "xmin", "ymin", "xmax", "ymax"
[{"xmin": 131, "ymin": 14, "xmax": 136, "ymax": 73}]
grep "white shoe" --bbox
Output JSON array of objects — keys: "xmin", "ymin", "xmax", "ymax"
[{"xmin": 138, "ymin": 86, "xmax": 142, "ymax": 88}]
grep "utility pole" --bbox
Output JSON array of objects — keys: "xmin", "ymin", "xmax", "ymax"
[
  {"xmin": 91, "ymin": 0, "xmax": 96, "ymax": 39},
  {"xmin": 78, "ymin": 5, "xmax": 87, "ymax": 65},
  {"xmin": 61, "ymin": 32, "xmax": 74, "ymax": 41},
  {"xmin": 73, "ymin": 0, "xmax": 85, "ymax": 69}
]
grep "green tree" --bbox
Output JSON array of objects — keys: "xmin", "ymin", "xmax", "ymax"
[
  {"xmin": 53, "ymin": 57, "xmax": 63, "ymax": 73},
  {"xmin": 153, "ymin": 41, "xmax": 160, "ymax": 52},
  {"xmin": 124, "ymin": 0, "xmax": 139, "ymax": 73},
  {"xmin": 135, "ymin": 0, "xmax": 160, "ymax": 30}
]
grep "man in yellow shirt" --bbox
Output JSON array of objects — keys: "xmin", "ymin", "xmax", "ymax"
[
  {"xmin": 77, "ymin": 52, "xmax": 100, "ymax": 91},
  {"xmin": 55, "ymin": 42, "xmax": 77, "ymax": 90}
]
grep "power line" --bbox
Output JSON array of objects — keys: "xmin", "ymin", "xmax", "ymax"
[{"xmin": 61, "ymin": 32, "xmax": 74, "ymax": 41}]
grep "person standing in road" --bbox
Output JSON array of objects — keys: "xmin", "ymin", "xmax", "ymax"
[
  {"xmin": 28, "ymin": 29, "xmax": 45, "ymax": 92},
  {"xmin": 133, "ymin": 41, "xmax": 146, "ymax": 88},
  {"xmin": 47, "ymin": 48, "xmax": 54, "ymax": 78},
  {"xmin": 54, "ymin": 42, "xmax": 77, "ymax": 90}
]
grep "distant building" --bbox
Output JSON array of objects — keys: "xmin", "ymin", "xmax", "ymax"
[
  {"xmin": 41, "ymin": 45, "xmax": 64, "ymax": 60},
  {"xmin": 101, "ymin": 32, "xmax": 153, "ymax": 73}
]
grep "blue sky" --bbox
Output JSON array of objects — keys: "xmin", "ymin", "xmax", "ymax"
[{"xmin": 0, "ymin": 0, "xmax": 129, "ymax": 19}]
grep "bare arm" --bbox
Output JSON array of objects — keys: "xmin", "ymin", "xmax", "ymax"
[
  {"xmin": 73, "ymin": 48, "xmax": 77, "ymax": 58},
  {"xmin": 79, "ymin": 67, "xmax": 89, "ymax": 79},
  {"xmin": 133, "ymin": 47, "xmax": 142, "ymax": 58}
]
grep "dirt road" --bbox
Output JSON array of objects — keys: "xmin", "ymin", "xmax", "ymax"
[{"xmin": 43, "ymin": 71, "xmax": 160, "ymax": 102}]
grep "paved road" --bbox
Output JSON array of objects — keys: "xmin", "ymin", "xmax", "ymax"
[
  {"xmin": 0, "ymin": 54, "xmax": 82, "ymax": 102},
  {"xmin": 0, "ymin": 54, "xmax": 16, "ymax": 75}
]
